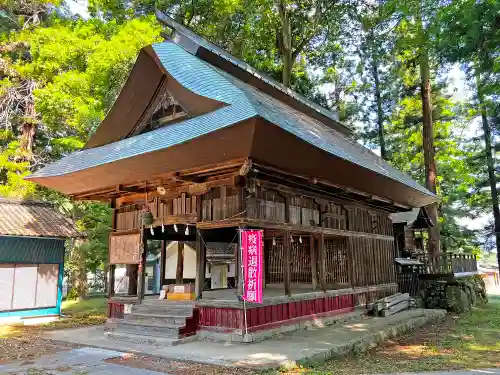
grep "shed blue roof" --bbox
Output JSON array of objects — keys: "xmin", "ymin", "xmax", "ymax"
[{"xmin": 29, "ymin": 41, "xmax": 435, "ymax": 200}]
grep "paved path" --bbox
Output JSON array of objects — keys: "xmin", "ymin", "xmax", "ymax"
[
  {"xmin": 0, "ymin": 347, "xmax": 169, "ymax": 375},
  {"xmin": 44, "ymin": 309, "xmax": 445, "ymax": 369}
]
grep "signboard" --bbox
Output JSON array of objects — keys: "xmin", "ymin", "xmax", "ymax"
[
  {"xmin": 109, "ymin": 232, "xmax": 141, "ymax": 264},
  {"xmin": 241, "ymin": 229, "xmax": 263, "ymax": 304}
]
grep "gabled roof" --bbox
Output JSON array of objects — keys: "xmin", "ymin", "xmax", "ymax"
[
  {"xmin": 29, "ymin": 41, "xmax": 435, "ymax": 205},
  {"xmin": 390, "ymin": 207, "xmax": 435, "ymax": 229},
  {"xmin": 0, "ymin": 198, "xmax": 79, "ymax": 238}
]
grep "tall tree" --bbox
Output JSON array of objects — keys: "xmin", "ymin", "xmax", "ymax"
[
  {"xmin": 415, "ymin": 1, "xmax": 440, "ymax": 256},
  {"xmin": 437, "ymin": 0, "xmax": 500, "ymax": 267}
]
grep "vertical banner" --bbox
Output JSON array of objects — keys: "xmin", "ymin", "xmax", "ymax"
[{"xmin": 241, "ymin": 229, "xmax": 264, "ymax": 304}]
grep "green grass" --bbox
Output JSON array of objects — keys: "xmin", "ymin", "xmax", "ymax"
[
  {"xmin": 45, "ymin": 297, "xmax": 108, "ymax": 329},
  {"xmin": 0, "ymin": 297, "xmax": 108, "ymax": 339},
  {"xmin": 266, "ymin": 296, "xmax": 500, "ymax": 375},
  {"xmin": 61, "ymin": 297, "xmax": 107, "ymax": 317}
]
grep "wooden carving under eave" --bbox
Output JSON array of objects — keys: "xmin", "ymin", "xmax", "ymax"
[{"xmin": 110, "ymin": 232, "xmax": 141, "ymax": 264}]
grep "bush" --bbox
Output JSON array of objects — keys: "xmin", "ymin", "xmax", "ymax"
[{"xmin": 65, "ymin": 288, "xmax": 80, "ymax": 300}]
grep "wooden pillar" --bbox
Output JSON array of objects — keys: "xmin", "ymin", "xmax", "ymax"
[
  {"xmin": 284, "ymin": 229, "xmax": 292, "ymax": 296},
  {"xmin": 236, "ymin": 228, "xmax": 243, "ymax": 296},
  {"xmin": 160, "ymin": 240, "xmax": 167, "ymax": 287},
  {"xmin": 310, "ymin": 234, "xmax": 317, "ymax": 290},
  {"xmin": 318, "ymin": 232, "xmax": 327, "ymax": 292},
  {"xmin": 176, "ymin": 241, "xmax": 184, "ymax": 284},
  {"xmin": 137, "ymin": 230, "xmax": 147, "ymax": 301},
  {"xmin": 346, "ymin": 237, "xmax": 355, "ymax": 287},
  {"xmin": 107, "ymin": 199, "xmax": 116, "ymax": 298},
  {"xmin": 195, "ymin": 229, "xmax": 206, "ymax": 299},
  {"xmin": 127, "ymin": 265, "xmax": 138, "ymax": 295}
]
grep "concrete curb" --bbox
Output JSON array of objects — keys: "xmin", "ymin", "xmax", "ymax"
[{"xmin": 283, "ymin": 309, "xmax": 447, "ymax": 369}]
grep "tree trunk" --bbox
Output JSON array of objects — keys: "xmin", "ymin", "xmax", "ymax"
[
  {"xmin": 69, "ymin": 239, "xmax": 88, "ymax": 298},
  {"xmin": 417, "ymin": 9, "xmax": 440, "ymax": 257},
  {"xmin": 476, "ymin": 69, "xmax": 500, "ymax": 270},
  {"xmin": 277, "ymin": 0, "xmax": 292, "ymax": 87},
  {"xmin": 371, "ymin": 52, "xmax": 387, "ymax": 160}
]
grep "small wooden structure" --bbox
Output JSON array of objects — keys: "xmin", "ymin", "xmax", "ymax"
[
  {"xmin": 28, "ymin": 14, "xmax": 438, "ymax": 337},
  {"xmin": 0, "ymin": 198, "xmax": 77, "ymax": 324},
  {"xmin": 391, "ymin": 207, "xmax": 434, "ymax": 257}
]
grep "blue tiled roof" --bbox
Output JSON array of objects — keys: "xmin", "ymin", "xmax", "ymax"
[
  {"xmin": 32, "ymin": 100, "xmax": 256, "ymax": 177},
  {"xmin": 30, "ymin": 42, "xmax": 435, "ymax": 199}
]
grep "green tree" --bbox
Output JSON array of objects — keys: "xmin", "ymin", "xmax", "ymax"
[{"xmin": 437, "ymin": 0, "xmax": 500, "ymax": 267}]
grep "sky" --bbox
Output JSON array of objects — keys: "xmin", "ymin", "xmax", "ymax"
[{"xmin": 68, "ymin": 0, "xmax": 89, "ymax": 18}]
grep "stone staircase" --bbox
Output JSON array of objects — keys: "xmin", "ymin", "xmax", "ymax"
[{"xmin": 106, "ymin": 300, "xmax": 198, "ymax": 346}]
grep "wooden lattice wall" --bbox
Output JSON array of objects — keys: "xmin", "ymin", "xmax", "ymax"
[
  {"xmin": 266, "ymin": 237, "xmax": 312, "ymax": 284},
  {"xmin": 324, "ymin": 238, "xmax": 348, "ymax": 286}
]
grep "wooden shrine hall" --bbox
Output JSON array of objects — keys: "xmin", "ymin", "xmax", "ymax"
[{"xmin": 28, "ymin": 12, "xmax": 438, "ymax": 340}]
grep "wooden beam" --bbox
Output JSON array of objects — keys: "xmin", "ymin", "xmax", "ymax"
[
  {"xmin": 284, "ymin": 229, "xmax": 292, "ymax": 296},
  {"xmin": 240, "ymin": 218, "xmax": 395, "ymax": 241},
  {"xmin": 73, "ymin": 159, "xmax": 246, "ymax": 201},
  {"xmin": 250, "ymin": 169, "xmax": 409, "ymax": 212},
  {"xmin": 310, "ymin": 234, "xmax": 317, "ymax": 291},
  {"xmin": 176, "ymin": 241, "xmax": 185, "ymax": 284},
  {"xmin": 318, "ymin": 232, "xmax": 327, "ymax": 292}
]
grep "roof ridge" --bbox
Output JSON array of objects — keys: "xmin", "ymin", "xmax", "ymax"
[
  {"xmin": 155, "ymin": 10, "xmax": 349, "ymax": 133},
  {"xmin": 0, "ymin": 197, "xmax": 54, "ymax": 208}
]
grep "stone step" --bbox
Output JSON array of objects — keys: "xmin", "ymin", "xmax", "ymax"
[
  {"xmin": 125, "ymin": 312, "xmax": 188, "ymax": 326},
  {"xmin": 105, "ymin": 331, "xmax": 185, "ymax": 346},
  {"xmin": 116, "ymin": 320, "xmax": 182, "ymax": 337},
  {"xmin": 131, "ymin": 304, "xmax": 193, "ymax": 316},
  {"xmin": 140, "ymin": 300, "xmax": 195, "ymax": 307}
]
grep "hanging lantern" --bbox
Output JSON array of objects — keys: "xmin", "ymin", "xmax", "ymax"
[{"xmin": 141, "ymin": 204, "xmax": 153, "ymax": 226}]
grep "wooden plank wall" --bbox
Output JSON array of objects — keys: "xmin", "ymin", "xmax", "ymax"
[
  {"xmin": 116, "ymin": 204, "xmax": 141, "ymax": 231},
  {"xmin": 348, "ymin": 237, "xmax": 396, "ymax": 287},
  {"xmin": 201, "ymin": 186, "xmax": 242, "ymax": 221},
  {"xmin": 347, "ymin": 207, "xmax": 393, "ymax": 235},
  {"xmin": 116, "ymin": 194, "xmax": 200, "ymax": 231},
  {"xmin": 247, "ymin": 187, "xmax": 286, "ymax": 223}
]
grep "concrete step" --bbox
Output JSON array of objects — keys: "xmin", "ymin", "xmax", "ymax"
[
  {"xmin": 125, "ymin": 312, "xmax": 188, "ymax": 326},
  {"xmin": 116, "ymin": 321, "xmax": 182, "ymax": 337},
  {"xmin": 105, "ymin": 331, "xmax": 185, "ymax": 346}
]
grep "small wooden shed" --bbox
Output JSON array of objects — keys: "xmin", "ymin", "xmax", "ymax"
[{"xmin": 0, "ymin": 198, "xmax": 77, "ymax": 324}]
